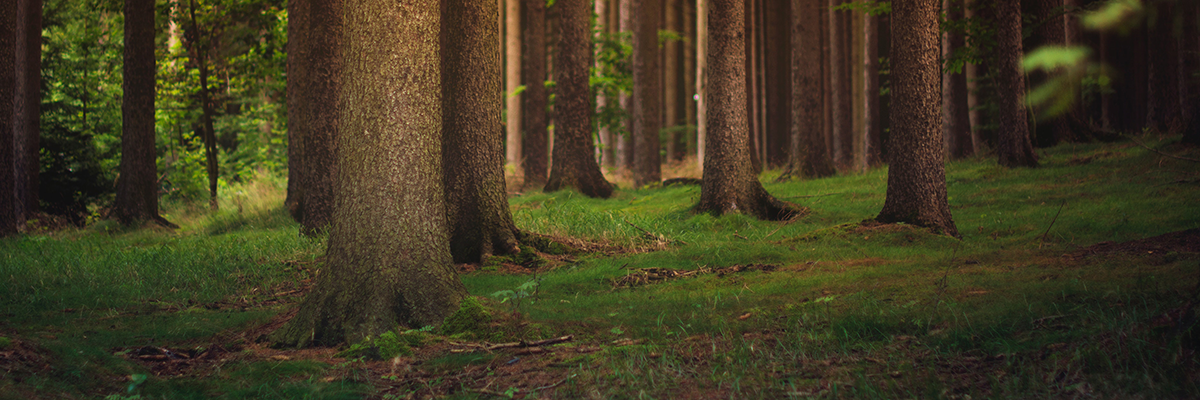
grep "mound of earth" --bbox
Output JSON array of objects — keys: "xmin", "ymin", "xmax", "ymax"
[{"xmin": 1070, "ymin": 229, "xmax": 1200, "ymax": 259}]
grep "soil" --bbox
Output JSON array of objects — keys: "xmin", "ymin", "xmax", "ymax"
[{"xmin": 1067, "ymin": 228, "xmax": 1200, "ymax": 260}]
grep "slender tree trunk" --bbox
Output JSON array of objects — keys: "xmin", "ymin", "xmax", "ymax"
[
  {"xmin": 14, "ymin": 0, "xmax": 42, "ymax": 225},
  {"xmin": 696, "ymin": 0, "xmax": 801, "ymax": 221},
  {"xmin": 1030, "ymin": 0, "xmax": 1073, "ymax": 145},
  {"xmin": 633, "ymin": 0, "xmax": 663, "ymax": 186},
  {"xmin": 596, "ymin": 0, "xmax": 612, "ymax": 166},
  {"xmin": 942, "ymin": 0, "xmax": 972, "ymax": 159},
  {"xmin": 115, "ymin": 0, "xmax": 172, "ymax": 227},
  {"xmin": 617, "ymin": 0, "xmax": 634, "ymax": 171},
  {"xmin": 862, "ymin": 9, "xmax": 881, "ymax": 166},
  {"xmin": 696, "ymin": 0, "xmax": 708, "ymax": 171},
  {"xmin": 994, "ymin": 0, "xmax": 1038, "ymax": 167},
  {"xmin": 286, "ymin": 0, "xmax": 309, "ymax": 223},
  {"xmin": 746, "ymin": 0, "xmax": 761, "ymax": 172},
  {"xmin": 0, "ymin": 0, "xmax": 15, "ymax": 235},
  {"xmin": 273, "ymin": 0, "xmax": 466, "ymax": 348},
  {"xmin": 664, "ymin": 0, "xmax": 681, "ymax": 162},
  {"xmin": 545, "ymin": 0, "xmax": 614, "ymax": 198},
  {"xmin": 787, "ymin": 0, "xmax": 835, "ymax": 178},
  {"xmin": 828, "ymin": 0, "xmax": 849, "ymax": 168},
  {"xmin": 296, "ymin": 0, "xmax": 342, "ymax": 235},
  {"xmin": 505, "ymin": 0, "xmax": 522, "ymax": 173},
  {"xmin": 876, "ymin": 0, "xmax": 959, "ymax": 236},
  {"xmin": 764, "ymin": 0, "xmax": 789, "ymax": 166},
  {"xmin": 1146, "ymin": 0, "xmax": 1181, "ymax": 133},
  {"xmin": 187, "ymin": 0, "xmax": 220, "ymax": 209},
  {"xmin": 522, "ymin": 0, "xmax": 549, "ymax": 186},
  {"xmin": 1181, "ymin": 1, "xmax": 1200, "ymax": 145},
  {"xmin": 965, "ymin": 0, "xmax": 984, "ymax": 154},
  {"xmin": 684, "ymin": 0, "xmax": 697, "ymax": 159}
]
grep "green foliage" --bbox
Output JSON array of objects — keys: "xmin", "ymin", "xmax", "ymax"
[
  {"xmin": 592, "ymin": 31, "xmax": 632, "ymax": 140},
  {"xmin": 439, "ymin": 296, "xmax": 491, "ymax": 336},
  {"xmin": 335, "ymin": 330, "xmax": 421, "ymax": 360},
  {"xmin": 832, "ymin": 1, "xmax": 891, "ymax": 16},
  {"xmin": 1082, "ymin": 0, "xmax": 1144, "ymax": 32}
]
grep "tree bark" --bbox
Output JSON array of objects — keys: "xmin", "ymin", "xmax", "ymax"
[
  {"xmin": 942, "ymin": 0, "xmax": 972, "ymax": 159},
  {"xmin": 1145, "ymin": 0, "xmax": 1181, "ymax": 133},
  {"xmin": 286, "ymin": 0, "xmax": 309, "ymax": 223},
  {"xmin": 186, "ymin": 0, "xmax": 221, "ymax": 209},
  {"xmin": 994, "ymin": 0, "xmax": 1038, "ymax": 167},
  {"xmin": 828, "ymin": 0, "xmax": 850, "ymax": 169},
  {"xmin": 665, "ymin": 0, "xmax": 681, "ymax": 161},
  {"xmin": 291, "ymin": 0, "xmax": 343, "ymax": 236},
  {"xmin": 876, "ymin": 0, "xmax": 959, "ymax": 237},
  {"xmin": 684, "ymin": 0, "xmax": 697, "ymax": 159},
  {"xmin": 596, "ymin": 0, "xmax": 613, "ymax": 166},
  {"xmin": 1181, "ymin": 1, "xmax": 1200, "ymax": 145},
  {"xmin": 633, "ymin": 0, "xmax": 663, "ymax": 187},
  {"xmin": 544, "ymin": 0, "xmax": 614, "ymax": 198},
  {"xmin": 14, "ymin": 0, "xmax": 42, "ymax": 225},
  {"xmin": 443, "ymin": 0, "xmax": 521, "ymax": 263},
  {"xmin": 0, "ymin": 0, "xmax": 15, "ymax": 235},
  {"xmin": 862, "ymin": 9, "xmax": 882, "ymax": 166},
  {"xmin": 521, "ymin": 0, "xmax": 549, "ymax": 186},
  {"xmin": 115, "ymin": 0, "xmax": 171, "ymax": 227},
  {"xmin": 505, "ymin": 0, "xmax": 522, "ymax": 173},
  {"xmin": 746, "ymin": 0, "xmax": 761, "ymax": 172},
  {"xmin": 764, "ymin": 0, "xmax": 789, "ymax": 166},
  {"xmin": 1030, "ymin": 0, "xmax": 1073, "ymax": 146},
  {"xmin": 274, "ymin": 0, "xmax": 466, "ymax": 347},
  {"xmin": 696, "ymin": 0, "xmax": 800, "ymax": 221},
  {"xmin": 696, "ymin": 0, "xmax": 708, "ymax": 171},
  {"xmin": 787, "ymin": 0, "xmax": 835, "ymax": 179},
  {"xmin": 617, "ymin": 0, "xmax": 634, "ymax": 171}
]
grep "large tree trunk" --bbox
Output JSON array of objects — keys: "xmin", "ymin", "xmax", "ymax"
[
  {"xmin": 786, "ymin": 0, "xmax": 835, "ymax": 179},
  {"xmin": 633, "ymin": 0, "xmax": 662, "ymax": 187},
  {"xmin": 274, "ymin": 0, "xmax": 466, "ymax": 348},
  {"xmin": 505, "ymin": 0, "xmax": 522, "ymax": 173},
  {"xmin": 293, "ymin": 0, "xmax": 343, "ymax": 236},
  {"xmin": 521, "ymin": 0, "xmax": 549, "ymax": 186},
  {"xmin": 544, "ymin": 0, "xmax": 614, "ymax": 198},
  {"xmin": 696, "ymin": 0, "xmax": 708, "ymax": 171},
  {"xmin": 876, "ymin": 0, "xmax": 959, "ymax": 237},
  {"xmin": 695, "ymin": 0, "xmax": 800, "ymax": 221},
  {"xmin": 14, "ymin": 0, "xmax": 42, "ymax": 225},
  {"xmin": 285, "ymin": 0, "xmax": 309, "ymax": 223},
  {"xmin": 115, "ymin": 0, "xmax": 171, "ymax": 227},
  {"xmin": 942, "ymin": 0, "xmax": 972, "ymax": 159},
  {"xmin": 828, "ymin": 0, "xmax": 850, "ymax": 169},
  {"xmin": 443, "ymin": 0, "xmax": 521, "ymax": 263},
  {"xmin": 994, "ymin": 0, "xmax": 1038, "ymax": 167},
  {"xmin": 0, "ymin": 0, "xmax": 15, "ymax": 235},
  {"xmin": 862, "ymin": 9, "xmax": 882, "ymax": 166}
]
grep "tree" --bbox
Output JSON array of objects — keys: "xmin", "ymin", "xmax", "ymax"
[
  {"xmin": 994, "ymin": 0, "xmax": 1038, "ymax": 167},
  {"xmin": 664, "ymin": 0, "xmax": 681, "ymax": 161},
  {"xmin": 696, "ymin": 0, "xmax": 708, "ymax": 171},
  {"xmin": 285, "ymin": 0, "xmax": 308, "ymax": 223},
  {"xmin": 784, "ymin": 0, "xmax": 835, "ymax": 179},
  {"xmin": 875, "ymin": 0, "xmax": 959, "ymax": 236},
  {"xmin": 862, "ymin": 7, "xmax": 882, "ymax": 166},
  {"xmin": 695, "ymin": 0, "xmax": 800, "ymax": 221},
  {"xmin": 14, "ymin": 0, "xmax": 43, "ymax": 225},
  {"xmin": 442, "ymin": 0, "xmax": 521, "ymax": 263},
  {"xmin": 1182, "ymin": 1, "xmax": 1200, "ymax": 145},
  {"xmin": 291, "ymin": 0, "xmax": 342, "ymax": 235},
  {"xmin": 273, "ymin": 0, "xmax": 467, "ymax": 347},
  {"xmin": 521, "ymin": 0, "xmax": 548, "ymax": 187},
  {"xmin": 185, "ymin": 0, "xmax": 221, "ymax": 209},
  {"xmin": 942, "ymin": 0, "xmax": 972, "ymax": 159},
  {"xmin": 1, "ymin": 0, "xmax": 15, "ymax": 235},
  {"xmin": 828, "ymin": 0, "xmax": 851, "ymax": 168},
  {"xmin": 632, "ymin": 0, "xmax": 662, "ymax": 187},
  {"xmin": 505, "ymin": 0, "xmax": 521, "ymax": 173},
  {"xmin": 544, "ymin": 0, "xmax": 614, "ymax": 198},
  {"xmin": 114, "ymin": 0, "xmax": 172, "ymax": 227}
]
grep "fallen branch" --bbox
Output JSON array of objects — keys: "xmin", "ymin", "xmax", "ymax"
[
  {"xmin": 1129, "ymin": 136, "xmax": 1200, "ymax": 163},
  {"xmin": 1039, "ymin": 200, "xmax": 1067, "ymax": 249},
  {"xmin": 483, "ymin": 335, "xmax": 574, "ymax": 351},
  {"xmin": 784, "ymin": 192, "xmax": 847, "ymax": 199}
]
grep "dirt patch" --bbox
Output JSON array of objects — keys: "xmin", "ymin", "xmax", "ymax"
[
  {"xmin": 1067, "ymin": 229, "xmax": 1200, "ymax": 261},
  {"xmin": 612, "ymin": 264, "xmax": 778, "ymax": 287}
]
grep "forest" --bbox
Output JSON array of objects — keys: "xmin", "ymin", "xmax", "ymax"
[{"xmin": 1, "ymin": 0, "xmax": 1198, "ymax": 398}]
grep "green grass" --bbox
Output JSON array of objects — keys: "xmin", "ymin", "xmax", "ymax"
[{"xmin": 2, "ymin": 138, "xmax": 1199, "ymax": 399}]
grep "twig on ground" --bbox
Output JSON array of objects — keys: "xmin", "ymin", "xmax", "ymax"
[
  {"xmin": 483, "ymin": 335, "xmax": 574, "ymax": 351},
  {"xmin": 535, "ymin": 377, "xmax": 571, "ymax": 391},
  {"xmin": 784, "ymin": 192, "xmax": 846, "ymax": 199},
  {"xmin": 931, "ymin": 246, "xmax": 960, "ymax": 314},
  {"xmin": 1129, "ymin": 135, "xmax": 1200, "ymax": 163},
  {"xmin": 1039, "ymin": 200, "xmax": 1067, "ymax": 249}
]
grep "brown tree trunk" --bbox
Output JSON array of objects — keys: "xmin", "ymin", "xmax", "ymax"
[
  {"xmin": 696, "ymin": 0, "xmax": 708, "ymax": 171},
  {"xmin": 965, "ymin": 0, "xmax": 985, "ymax": 153},
  {"xmin": 545, "ymin": 0, "xmax": 614, "ymax": 198},
  {"xmin": 787, "ymin": 0, "xmax": 835, "ymax": 179},
  {"xmin": 505, "ymin": 0, "xmax": 522, "ymax": 172},
  {"xmin": 862, "ymin": 10, "xmax": 882, "ymax": 166},
  {"xmin": 294, "ymin": 0, "xmax": 342, "ymax": 236},
  {"xmin": 696, "ymin": 0, "xmax": 801, "ymax": 221},
  {"xmin": 1181, "ymin": 1, "xmax": 1200, "ymax": 145},
  {"xmin": 1146, "ymin": 0, "xmax": 1181, "ymax": 133},
  {"xmin": 596, "ymin": 0, "xmax": 612, "ymax": 166},
  {"xmin": 0, "ymin": 0, "xmax": 15, "ymax": 235},
  {"xmin": 633, "ymin": 0, "xmax": 663, "ymax": 186},
  {"xmin": 684, "ymin": 0, "xmax": 697, "ymax": 159},
  {"xmin": 821, "ymin": 7, "xmax": 833, "ymax": 162},
  {"xmin": 115, "ymin": 0, "xmax": 171, "ymax": 227},
  {"xmin": 746, "ymin": 0, "xmax": 761, "ymax": 172},
  {"xmin": 14, "ymin": 0, "xmax": 42, "ymax": 225},
  {"xmin": 522, "ymin": 0, "xmax": 549, "ymax": 186},
  {"xmin": 1030, "ymin": 0, "xmax": 1073, "ymax": 146},
  {"xmin": 273, "ymin": 0, "xmax": 466, "ymax": 348},
  {"xmin": 665, "ymin": 0, "xmax": 681, "ymax": 161},
  {"xmin": 994, "ymin": 0, "xmax": 1038, "ymax": 167},
  {"xmin": 617, "ymin": 0, "xmax": 634, "ymax": 171},
  {"xmin": 828, "ymin": 0, "xmax": 850, "ymax": 169},
  {"xmin": 876, "ymin": 0, "xmax": 959, "ymax": 237},
  {"xmin": 442, "ymin": 0, "xmax": 521, "ymax": 263},
  {"xmin": 286, "ymin": 0, "xmax": 309, "ymax": 223},
  {"xmin": 764, "ymin": 0, "xmax": 789, "ymax": 166},
  {"xmin": 942, "ymin": 0, "xmax": 972, "ymax": 159}
]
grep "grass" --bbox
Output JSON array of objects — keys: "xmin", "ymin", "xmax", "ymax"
[{"xmin": 2, "ymin": 137, "xmax": 1199, "ymax": 399}]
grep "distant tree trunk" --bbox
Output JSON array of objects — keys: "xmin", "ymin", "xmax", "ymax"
[
  {"xmin": 596, "ymin": 0, "xmax": 612, "ymax": 166},
  {"xmin": 1030, "ymin": 0, "xmax": 1073, "ymax": 146},
  {"xmin": 0, "ymin": 0, "xmax": 15, "ymax": 235},
  {"xmin": 942, "ymin": 0, "xmax": 972, "ymax": 159},
  {"xmin": 186, "ymin": 0, "xmax": 220, "ymax": 209},
  {"xmin": 696, "ymin": 0, "xmax": 708, "ymax": 171},
  {"xmin": 876, "ymin": 0, "xmax": 959, "ymax": 236},
  {"xmin": 862, "ymin": 10, "xmax": 882, "ymax": 166},
  {"xmin": 696, "ymin": 0, "xmax": 800, "ymax": 221},
  {"xmin": 684, "ymin": 0, "xmax": 697, "ymax": 159},
  {"xmin": 746, "ymin": 0, "xmax": 762, "ymax": 172},
  {"xmin": 1145, "ymin": 0, "xmax": 1181, "ymax": 133},
  {"xmin": 545, "ymin": 0, "xmax": 614, "ymax": 198},
  {"xmin": 633, "ymin": 0, "xmax": 663, "ymax": 187},
  {"xmin": 505, "ymin": 0, "xmax": 522, "ymax": 173},
  {"xmin": 273, "ymin": 0, "xmax": 466, "ymax": 348},
  {"xmin": 294, "ymin": 0, "xmax": 342, "ymax": 236},
  {"xmin": 664, "ymin": 0, "xmax": 681, "ymax": 162},
  {"xmin": 994, "ymin": 0, "xmax": 1038, "ymax": 167},
  {"xmin": 786, "ymin": 0, "xmax": 835, "ymax": 179},
  {"xmin": 764, "ymin": 0, "xmax": 790, "ymax": 167},
  {"xmin": 521, "ymin": 0, "xmax": 549, "ymax": 186},
  {"xmin": 965, "ymin": 0, "xmax": 985, "ymax": 153},
  {"xmin": 617, "ymin": 0, "xmax": 634, "ymax": 171},
  {"xmin": 443, "ymin": 0, "xmax": 521, "ymax": 263},
  {"xmin": 1181, "ymin": 1, "xmax": 1200, "ymax": 145},
  {"xmin": 285, "ymin": 0, "xmax": 309, "ymax": 223},
  {"xmin": 828, "ymin": 0, "xmax": 850, "ymax": 168},
  {"xmin": 115, "ymin": 0, "xmax": 172, "ymax": 227},
  {"xmin": 14, "ymin": 0, "xmax": 42, "ymax": 225}
]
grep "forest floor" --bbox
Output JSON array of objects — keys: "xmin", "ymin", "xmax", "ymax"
[{"xmin": 2, "ymin": 136, "xmax": 1199, "ymax": 399}]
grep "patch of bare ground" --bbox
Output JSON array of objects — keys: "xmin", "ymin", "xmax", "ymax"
[
  {"xmin": 611, "ymin": 264, "xmax": 779, "ymax": 287},
  {"xmin": 1065, "ymin": 229, "xmax": 1200, "ymax": 264}
]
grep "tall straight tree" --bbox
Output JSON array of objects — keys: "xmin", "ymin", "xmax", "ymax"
[
  {"xmin": 828, "ymin": 0, "xmax": 851, "ymax": 168},
  {"xmin": 632, "ymin": 0, "xmax": 662, "ymax": 187},
  {"xmin": 505, "ymin": 0, "xmax": 521, "ymax": 172},
  {"xmin": 1181, "ymin": 1, "xmax": 1200, "ymax": 145},
  {"xmin": 994, "ymin": 0, "xmax": 1038, "ymax": 167},
  {"xmin": 186, "ymin": 0, "xmax": 221, "ymax": 209},
  {"xmin": 0, "ymin": 0, "xmax": 15, "ymax": 235},
  {"xmin": 545, "ymin": 0, "xmax": 613, "ymax": 198},
  {"xmin": 695, "ymin": 0, "xmax": 799, "ymax": 221},
  {"xmin": 1029, "ymin": 0, "xmax": 1073, "ymax": 146},
  {"xmin": 115, "ymin": 0, "xmax": 172, "ymax": 227},
  {"xmin": 664, "ymin": 0, "xmax": 681, "ymax": 161},
  {"xmin": 442, "ymin": 0, "xmax": 521, "ymax": 263},
  {"xmin": 942, "ymin": 0, "xmax": 972, "ymax": 159},
  {"xmin": 288, "ymin": 0, "xmax": 343, "ymax": 235},
  {"xmin": 696, "ymin": 0, "xmax": 708, "ymax": 170},
  {"xmin": 14, "ymin": 0, "xmax": 42, "ymax": 224},
  {"xmin": 786, "ymin": 0, "xmax": 835, "ymax": 178},
  {"xmin": 862, "ymin": 8, "xmax": 882, "ymax": 166},
  {"xmin": 521, "ymin": 0, "xmax": 549, "ymax": 186},
  {"xmin": 595, "ymin": 0, "xmax": 612, "ymax": 166},
  {"xmin": 285, "ymin": 0, "xmax": 310, "ymax": 222},
  {"xmin": 875, "ymin": 0, "xmax": 959, "ymax": 236},
  {"xmin": 274, "ymin": 0, "xmax": 467, "ymax": 347}
]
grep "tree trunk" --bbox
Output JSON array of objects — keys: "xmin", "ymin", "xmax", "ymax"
[
  {"xmin": 295, "ymin": 0, "xmax": 342, "ymax": 236},
  {"xmin": 994, "ymin": 0, "xmax": 1038, "ymax": 167},
  {"xmin": 828, "ymin": 0, "xmax": 850, "ymax": 169},
  {"xmin": 545, "ymin": 0, "xmax": 614, "ymax": 198},
  {"xmin": 696, "ymin": 0, "xmax": 801, "ymax": 221},
  {"xmin": 664, "ymin": 0, "xmax": 681, "ymax": 161},
  {"xmin": 764, "ymin": 0, "xmax": 789, "ymax": 167},
  {"xmin": 787, "ymin": 0, "xmax": 835, "ymax": 179},
  {"xmin": 746, "ymin": 0, "xmax": 761, "ymax": 172},
  {"xmin": 1145, "ymin": 0, "xmax": 1181, "ymax": 133},
  {"xmin": 965, "ymin": 0, "xmax": 985, "ymax": 154},
  {"xmin": 274, "ymin": 0, "xmax": 466, "ymax": 348},
  {"xmin": 521, "ymin": 0, "xmax": 549, "ymax": 186},
  {"xmin": 505, "ymin": 0, "xmax": 522, "ymax": 173},
  {"xmin": 596, "ymin": 0, "xmax": 612, "ymax": 166},
  {"xmin": 696, "ymin": 0, "xmax": 708, "ymax": 171},
  {"xmin": 115, "ymin": 0, "xmax": 171, "ymax": 227},
  {"xmin": 14, "ymin": 0, "xmax": 42, "ymax": 225},
  {"xmin": 0, "ymin": 0, "xmax": 15, "ymax": 235},
  {"xmin": 443, "ymin": 0, "xmax": 522, "ymax": 263},
  {"xmin": 684, "ymin": 0, "xmax": 697, "ymax": 159},
  {"xmin": 1030, "ymin": 0, "xmax": 1073, "ymax": 146},
  {"xmin": 633, "ymin": 0, "xmax": 663, "ymax": 187},
  {"xmin": 942, "ymin": 0, "xmax": 972, "ymax": 159},
  {"xmin": 286, "ymin": 0, "xmax": 309, "ymax": 223},
  {"xmin": 617, "ymin": 0, "xmax": 634, "ymax": 171},
  {"xmin": 862, "ymin": 9, "xmax": 881, "ymax": 166},
  {"xmin": 186, "ymin": 0, "xmax": 220, "ymax": 209},
  {"xmin": 1181, "ymin": 1, "xmax": 1200, "ymax": 145},
  {"xmin": 876, "ymin": 0, "xmax": 959, "ymax": 237}
]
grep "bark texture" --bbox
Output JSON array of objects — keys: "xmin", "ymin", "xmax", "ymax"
[
  {"xmin": 544, "ymin": 0, "xmax": 613, "ymax": 198},
  {"xmin": 632, "ymin": 0, "xmax": 662, "ymax": 187},
  {"xmin": 274, "ymin": 0, "xmax": 466, "ymax": 348},
  {"xmin": 297, "ymin": 0, "xmax": 342, "ymax": 235},
  {"xmin": 942, "ymin": 0, "xmax": 972, "ymax": 159},
  {"xmin": 286, "ymin": 0, "xmax": 309, "ymax": 223},
  {"xmin": 442, "ymin": 0, "xmax": 521, "ymax": 263},
  {"xmin": 875, "ymin": 0, "xmax": 959, "ymax": 237},
  {"xmin": 505, "ymin": 0, "xmax": 522, "ymax": 171},
  {"xmin": 828, "ymin": 0, "xmax": 851, "ymax": 168},
  {"xmin": 695, "ymin": 0, "xmax": 800, "ymax": 221},
  {"xmin": 1181, "ymin": 1, "xmax": 1200, "ymax": 145},
  {"xmin": 14, "ymin": 0, "xmax": 42, "ymax": 224},
  {"xmin": 994, "ymin": 0, "xmax": 1038, "ymax": 167},
  {"xmin": 115, "ymin": 0, "xmax": 168, "ymax": 226},
  {"xmin": 787, "ymin": 0, "xmax": 835, "ymax": 178},
  {"xmin": 862, "ymin": 10, "xmax": 882, "ymax": 166},
  {"xmin": 0, "ymin": 0, "xmax": 15, "ymax": 235},
  {"xmin": 521, "ymin": 0, "xmax": 549, "ymax": 186},
  {"xmin": 664, "ymin": 0, "xmax": 680, "ymax": 161},
  {"xmin": 696, "ymin": 0, "xmax": 708, "ymax": 170}
]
